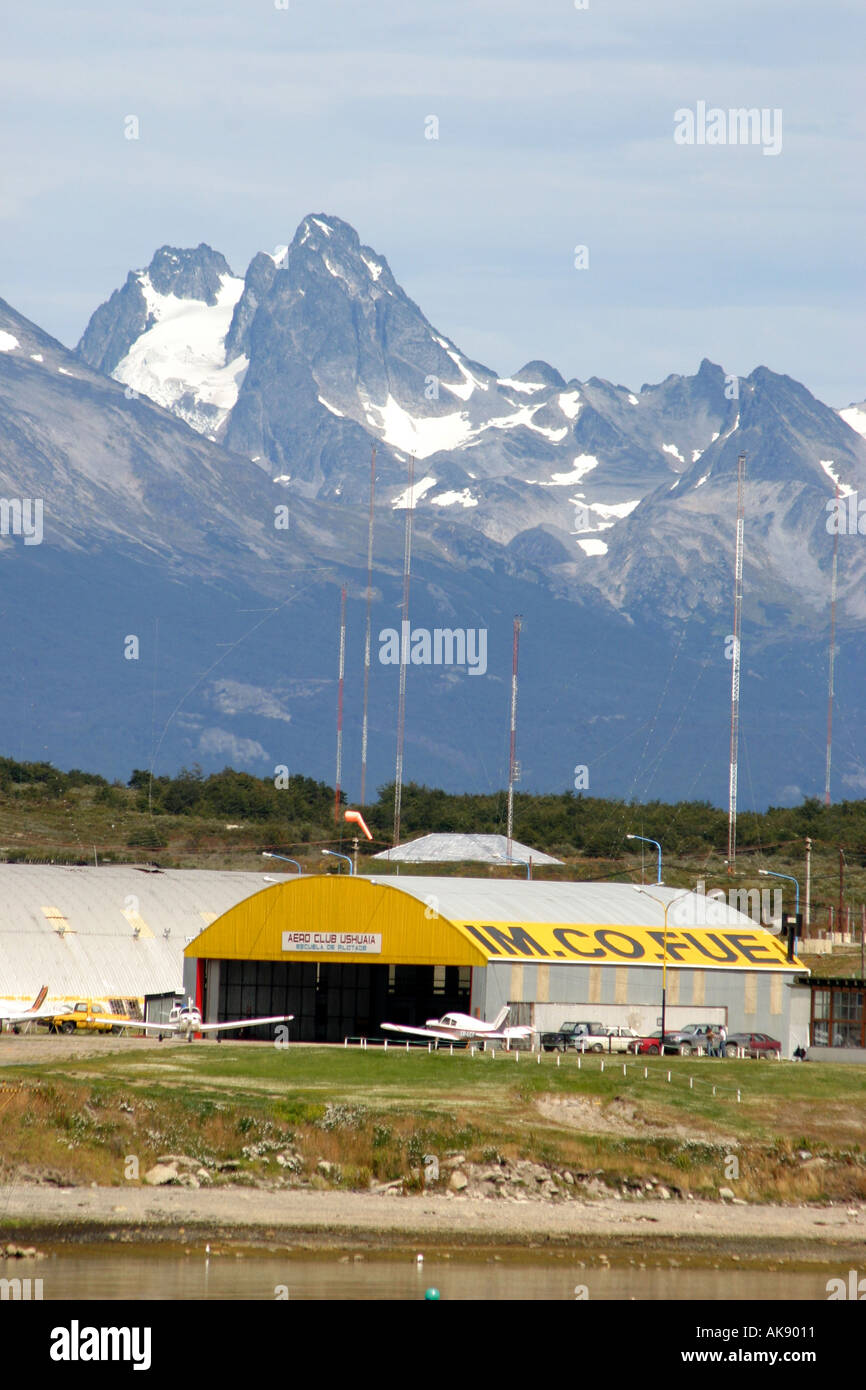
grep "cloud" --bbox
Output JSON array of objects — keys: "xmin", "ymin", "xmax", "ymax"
[{"xmin": 197, "ymin": 727, "xmax": 269, "ymax": 764}]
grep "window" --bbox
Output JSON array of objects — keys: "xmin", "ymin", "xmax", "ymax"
[{"xmin": 811, "ymin": 986, "xmax": 866, "ymax": 1048}]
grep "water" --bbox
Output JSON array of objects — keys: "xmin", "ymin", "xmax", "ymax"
[{"xmin": 2, "ymin": 1251, "xmax": 838, "ymax": 1301}]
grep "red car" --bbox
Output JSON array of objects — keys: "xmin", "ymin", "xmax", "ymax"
[
  {"xmin": 726, "ymin": 1032, "xmax": 781, "ymax": 1058},
  {"xmin": 627, "ymin": 1031, "xmax": 664, "ymax": 1056}
]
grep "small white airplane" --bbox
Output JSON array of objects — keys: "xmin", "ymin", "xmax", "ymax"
[
  {"xmin": 0, "ymin": 986, "xmax": 58, "ymax": 1031},
  {"xmin": 381, "ymin": 1006, "xmax": 534, "ymax": 1044},
  {"xmin": 123, "ymin": 1003, "xmax": 294, "ymax": 1043}
]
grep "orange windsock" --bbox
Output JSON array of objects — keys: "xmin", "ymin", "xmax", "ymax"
[{"xmin": 344, "ymin": 809, "xmax": 373, "ymax": 840}]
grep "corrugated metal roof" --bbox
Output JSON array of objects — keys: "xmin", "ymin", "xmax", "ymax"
[
  {"xmin": 372, "ymin": 833, "xmax": 562, "ymax": 865},
  {"xmin": 364, "ymin": 877, "xmax": 770, "ymax": 930},
  {"xmin": 0, "ymin": 866, "xmax": 266, "ymax": 1007}
]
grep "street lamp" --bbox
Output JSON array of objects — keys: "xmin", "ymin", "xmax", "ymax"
[
  {"xmin": 627, "ymin": 834, "xmax": 662, "ymax": 885},
  {"xmin": 261, "ymin": 852, "xmax": 302, "ymax": 875},
  {"xmin": 758, "ymin": 869, "xmax": 799, "ymax": 917},
  {"xmin": 322, "ymin": 849, "xmax": 353, "ymax": 874},
  {"xmin": 634, "ymin": 886, "xmax": 692, "ymax": 1045}
]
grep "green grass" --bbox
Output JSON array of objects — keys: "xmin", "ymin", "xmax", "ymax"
[{"xmin": 1, "ymin": 1045, "xmax": 864, "ymax": 1203}]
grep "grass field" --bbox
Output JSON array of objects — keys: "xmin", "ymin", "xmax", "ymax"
[{"xmin": 1, "ymin": 1043, "xmax": 864, "ymax": 1204}]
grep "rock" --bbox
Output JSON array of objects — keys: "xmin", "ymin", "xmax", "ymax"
[
  {"xmin": 143, "ymin": 1163, "xmax": 179, "ymax": 1186},
  {"xmin": 423, "ymin": 1156, "xmax": 439, "ymax": 1184},
  {"xmin": 718, "ymin": 1187, "xmax": 735, "ymax": 1200},
  {"xmin": 658, "ymin": 1187, "xmax": 672, "ymax": 1200},
  {"xmin": 732, "ymin": 1197, "xmax": 747, "ymax": 1205},
  {"xmin": 563, "ymin": 1171, "xmax": 574, "ymax": 1185},
  {"xmin": 317, "ymin": 1160, "xmax": 334, "ymax": 1177},
  {"xmin": 443, "ymin": 1155, "xmax": 465, "ymax": 1170},
  {"xmin": 449, "ymin": 1171, "xmax": 468, "ymax": 1192},
  {"xmin": 218, "ymin": 1160, "xmax": 240, "ymax": 1172},
  {"xmin": 797, "ymin": 1150, "xmax": 812, "ymax": 1161}
]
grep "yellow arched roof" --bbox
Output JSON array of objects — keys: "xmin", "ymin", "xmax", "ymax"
[{"xmin": 184, "ymin": 875, "xmax": 488, "ymax": 966}]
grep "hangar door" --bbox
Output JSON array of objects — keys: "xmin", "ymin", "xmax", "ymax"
[{"xmin": 216, "ymin": 961, "xmax": 471, "ymax": 1041}]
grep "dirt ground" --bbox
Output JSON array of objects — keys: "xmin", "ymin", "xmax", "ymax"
[{"xmin": 1, "ymin": 1183, "xmax": 865, "ymax": 1261}]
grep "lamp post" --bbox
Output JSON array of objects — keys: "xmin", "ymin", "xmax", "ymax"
[
  {"xmin": 759, "ymin": 869, "xmax": 801, "ymax": 958},
  {"xmin": 626, "ymin": 834, "xmax": 662, "ymax": 885},
  {"xmin": 322, "ymin": 849, "xmax": 353, "ymax": 875},
  {"xmin": 262, "ymin": 852, "xmax": 302, "ymax": 875},
  {"xmin": 758, "ymin": 868, "xmax": 799, "ymax": 917},
  {"xmin": 634, "ymin": 887, "xmax": 691, "ymax": 1045}
]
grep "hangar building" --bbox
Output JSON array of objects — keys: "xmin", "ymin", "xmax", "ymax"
[
  {"xmin": 185, "ymin": 876, "xmax": 810, "ymax": 1052},
  {"xmin": 0, "ymin": 865, "xmax": 266, "ymax": 1014}
]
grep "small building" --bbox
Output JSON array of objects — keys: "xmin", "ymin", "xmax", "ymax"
[
  {"xmin": 185, "ymin": 876, "xmax": 809, "ymax": 1051},
  {"xmin": 372, "ymin": 833, "xmax": 561, "ymax": 868}
]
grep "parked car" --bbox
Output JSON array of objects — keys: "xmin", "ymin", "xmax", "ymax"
[
  {"xmin": 594, "ymin": 1026, "xmax": 644, "ymax": 1054},
  {"xmin": 726, "ymin": 1031, "xmax": 781, "ymax": 1058},
  {"xmin": 627, "ymin": 1031, "xmax": 665, "ymax": 1056},
  {"xmin": 627, "ymin": 1030, "xmax": 699, "ymax": 1056},
  {"xmin": 540, "ymin": 1021, "xmax": 606, "ymax": 1052},
  {"xmin": 42, "ymin": 1000, "xmax": 135, "ymax": 1035}
]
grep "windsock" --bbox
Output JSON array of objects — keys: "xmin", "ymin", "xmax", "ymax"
[{"xmin": 344, "ymin": 809, "xmax": 373, "ymax": 840}]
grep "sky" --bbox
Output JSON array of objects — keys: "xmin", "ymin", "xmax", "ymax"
[{"xmin": 1, "ymin": 0, "xmax": 863, "ymax": 405}]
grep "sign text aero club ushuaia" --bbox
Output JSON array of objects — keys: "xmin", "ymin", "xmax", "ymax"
[{"xmin": 282, "ymin": 931, "xmax": 382, "ymax": 954}]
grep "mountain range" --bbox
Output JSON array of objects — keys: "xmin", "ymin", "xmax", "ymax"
[{"xmin": 1, "ymin": 212, "xmax": 864, "ymax": 812}]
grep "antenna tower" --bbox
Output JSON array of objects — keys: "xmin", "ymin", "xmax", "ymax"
[
  {"xmin": 727, "ymin": 451, "xmax": 746, "ymax": 871},
  {"xmin": 360, "ymin": 445, "xmax": 376, "ymax": 805},
  {"xmin": 825, "ymin": 481, "xmax": 840, "ymax": 805},
  {"xmin": 393, "ymin": 456, "xmax": 414, "ymax": 849},
  {"xmin": 335, "ymin": 584, "xmax": 346, "ymax": 824},
  {"xmin": 506, "ymin": 616, "xmax": 522, "ymax": 863}
]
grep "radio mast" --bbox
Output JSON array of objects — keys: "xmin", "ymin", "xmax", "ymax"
[
  {"xmin": 360, "ymin": 446, "xmax": 376, "ymax": 806},
  {"xmin": 334, "ymin": 584, "xmax": 346, "ymax": 824},
  {"xmin": 825, "ymin": 481, "xmax": 839, "ymax": 805},
  {"xmin": 506, "ymin": 616, "xmax": 522, "ymax": 863},
  {"xmin": 727, "ymin": 451, "xmax": 746, "ymax": 871},
  {"xmin": 393, "ymin": 456, "xmax": 414, "ymax": 850}
]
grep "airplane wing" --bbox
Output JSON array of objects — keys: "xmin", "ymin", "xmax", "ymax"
[
  {"xmin": 0, "ymin": 1005, "xmax": 59, "ymax": 1024},
  {"xmin": 381, "ymin": 1022, "xmax": 454, "ymax": 1040},
  {"xmin": 0, "ymin": 986, "xmax": 57, "ymax": 1024},
  {"xmin": 197, "ymin": 1014, "xmax": 294, "ymax": 1033}
]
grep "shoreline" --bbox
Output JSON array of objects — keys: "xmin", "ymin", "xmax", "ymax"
[{"xmin": 2, "ymin": 1186, "xmax": 865, "ymax": 1264}]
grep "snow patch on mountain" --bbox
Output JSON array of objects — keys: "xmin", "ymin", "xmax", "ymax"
[
  {"xmin": 498, "ymin": 377, "xmax": 546, "ymax": 394},
  {"xmin": 839, "ymin": 404, "xmax": 866, "ymax": 439},
  {"xmin": 820, "ymin": 459, "xmax": 856, "ymax": 497},
  {"xmin": 558, "ymin": 390, "xmax": 581, "ymax": 420},
  {"xmin": 0, "ymin": 331, "xmax": 19, "ymax": 352},
  {"xmin": 662, "ymin": 442, "xmax": 684, "ymax": 462},
  {"xmin": 431, "ymin": 489, "xmax": 479, "ymax": 508},
  {"xmin": 393, "ymin": 475, "xmax": 438, "ymax": 509},
  {"xmin": 530, "ymin": 454, "xmax": 601, "ymax": 486},
  {"xmin": 112, "ymin": 271, "xmax": 247, "ymax": 434},
  {"xmin": 577, "ymin": 538, "xmax": 609, "ymax": 556},
  {"xmin": 365, "ymin": 395, "xmax": 473, "ymax": 458}
]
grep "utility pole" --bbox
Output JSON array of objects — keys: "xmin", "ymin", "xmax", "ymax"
[
  {"xmin": 839, "ymin": 846, "xmax": 846, "ymax": 939},
  {"xmin": 804, "ymin": 837, "xmax": 812, "ymax": 936}
]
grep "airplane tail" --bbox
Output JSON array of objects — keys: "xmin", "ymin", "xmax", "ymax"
[
  {"xmin": 491, "ymin": 1006, "xmax": 510, "ymax": 1031},
  {"xmin": 30, "ymin": 985, "xmax": 48, "ymax": 1011}
]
